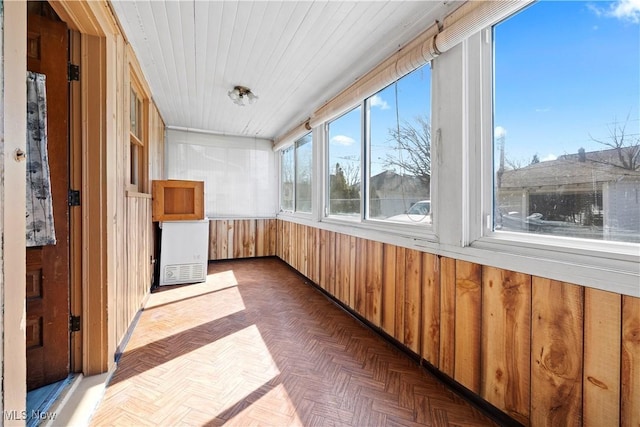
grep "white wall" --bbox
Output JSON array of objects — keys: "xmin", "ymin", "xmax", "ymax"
[{"xmin": 166, "ymin": 129, "xmax": 277, "ymax": 218}]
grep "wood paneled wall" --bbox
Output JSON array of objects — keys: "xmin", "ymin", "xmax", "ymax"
[
  {"xmin": 116, "ymin": 195, "xmax": 154, "ymax": 348},
  {"xmin": 277, "ymin": 219, "xmax": 640, "ymax": 427},
  {"xmin": 112, "ymin": 41, "xmax": 165, "ymax": 356},
  {"xmin": 208, "ymin": 219, "xmax": 277, "ymax": 260}
]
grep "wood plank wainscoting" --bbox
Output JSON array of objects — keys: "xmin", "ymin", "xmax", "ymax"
[
  {"xmin": 270, "ymin": 219, "xmax": 640, "ymax": 427},
  {"xmin": 116, "ymin": 193, "xmax": 154, "ymax": 350},
  {"xmin": 208, "ymin": 218, "xmax": 277, "ymax": 260}
]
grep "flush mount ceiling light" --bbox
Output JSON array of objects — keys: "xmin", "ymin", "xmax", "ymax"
[{"xmin": 227, "ymin": 85, "xmax": 258, "ymax": 106}]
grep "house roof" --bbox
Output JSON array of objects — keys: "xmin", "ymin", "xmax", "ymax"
[{"xmin": 500, "ymin": 147, "xmax": 640, "ymax": 189}]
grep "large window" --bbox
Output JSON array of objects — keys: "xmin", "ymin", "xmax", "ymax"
[
  {"xmin": 280, "ymin": 132, "xmax": 312, "ymax": 213},
  {"xmin": 328, "ymin": 107, "xmax": 361, "ymax": 216},
  {"xmin": 325, "ymin": 66, "xmax": 432, "ymax": 225},
  {"xmin": 493, "ymin": 1, "xmax": 640, "ymax": 243},
  {"xmin": 367, "ymin": 65, "xmax": 431, "ymax": 224}
]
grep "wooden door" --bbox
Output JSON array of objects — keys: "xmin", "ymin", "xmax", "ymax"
[{"xmin": 25, "ymin": 12, "xmax": 70, "ymax": 391}]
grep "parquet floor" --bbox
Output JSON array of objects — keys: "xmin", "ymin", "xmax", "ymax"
[{"xmin": 90, "ymin": 258, "xmax": 497, "ymax": 426}]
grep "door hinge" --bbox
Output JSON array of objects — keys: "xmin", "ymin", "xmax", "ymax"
[
  {"xmin": 68, "ymin": 189, "xmax": 81, "ymax": 207},
  {"xmin": 70, "ymin": 315, "xmax": 81, "ymax": 332},
  {"xmin": 68, "ymin": 63, "xmax": 80, "ymax": 81}
]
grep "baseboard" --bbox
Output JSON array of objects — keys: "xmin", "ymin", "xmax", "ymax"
[{"xmin": 114, "ymin": 290, "xmax": 151, "ymax": 363}]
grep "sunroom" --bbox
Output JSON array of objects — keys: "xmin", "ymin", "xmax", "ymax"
[{"xmin": 1, "ymin": 0, "xmax": 638, "ymax": 426}]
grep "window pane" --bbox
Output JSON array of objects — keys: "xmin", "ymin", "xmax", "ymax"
[
  {"xmin": 494, "ymin": 1, "xmax": 640, "ymax": 243},
  {"xmin": 368, "ymin": 65, "xmax": 431, "ymax": 224},
  {"xmin": 328, "ymin": 107, "xmax": 361, "ymax": 216},
  {"xmin": 281, "ymin": 146, "xmax": 294, "ymax": 211},
  {"xmin": 130, "ymin": 143, "xmax": 139, "ymax": 186},
  {"xmin": 130, "ymin": 87, "xmax": 139, "ymax": 138},
  {"xmin": 295, "ymin": 133, "xmax": 312, "ymax": 213}
]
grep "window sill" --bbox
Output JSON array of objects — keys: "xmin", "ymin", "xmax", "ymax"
[
  {"xmin": 277, "ymin": 212, "xmax": 438, "ymax": 247},
  {"xmin": 276, "ymin": 213, "xmax": 639, "ymax": 297},
  {"xmin": 470, "ymin": 233, "xmax": 640, "ymax": 297},
  {"xmin": 126, "ymin": 190, "xmax": 152, "ymax": 199}
]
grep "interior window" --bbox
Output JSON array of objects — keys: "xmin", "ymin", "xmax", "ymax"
[
  {"xmin": 493, "ymin": 1, "xmax": 640, "ymax": 243},
  {"xmin": 129, "ymin": 83, "xmax": 146, "ymax": 191}
]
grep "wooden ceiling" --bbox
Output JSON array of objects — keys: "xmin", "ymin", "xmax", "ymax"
[{"xmin": 110, "ymin": 1, "xmax": 459, "ymax": 140}]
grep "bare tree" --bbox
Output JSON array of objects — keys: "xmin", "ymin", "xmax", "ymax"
[
  {"xmin": 383, "ymin": 116, "xmax": 431, "ymax": 186},
  {"xmin": 341, "ymin": 160, "xmax": 361, "ymax": 188},
  {"xmin": 505, "ymin": 157, "xmax": 526, "ymax": 171},
  {"xmin": 590, "ymin": 115, "xmax": 640, "ymax": 171}
]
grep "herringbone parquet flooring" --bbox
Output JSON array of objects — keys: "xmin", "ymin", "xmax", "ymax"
[{"xmin": 90, "ymin": 258, "xmax": 497, "ymax": 427}]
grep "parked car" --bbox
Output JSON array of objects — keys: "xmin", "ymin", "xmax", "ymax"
[{"xmin": 386, "ymin": 200, "xmax": 431, "ymax": 224}]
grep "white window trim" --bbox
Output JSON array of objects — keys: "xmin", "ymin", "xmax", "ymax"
[
  {"xmin": 466, "ymin": 23, "xmax": 640, "ymax": 297},
  {"xmin": 278, "ymin": 132, "xmax": 314, "ymax": 216},
  {"xmin": 321, "ymin": 82, "xmax": 439, "ymax": 241},
  {"xmin": 279, "ymin": 145, "xmax": 294, "ymax": 213},
  {"xmin": 276, "ymin": 3, "xmax": 639, "ymax": 298}
]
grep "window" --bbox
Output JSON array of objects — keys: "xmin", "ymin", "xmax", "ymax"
[
  {"xmin": 281, "ymin": 146, "xmax": 294, "ymax": 211},
  {"xmin": 129, "ymin": 78, "xmax": 147, "ymax": 192},
  {"xmin": 295, "ymin": 134, "xmax": 313, "ymax": 213},
  {"xmin": 367, "ymin": 64, "xmax": 431, "ymax": 224},
  {"xmin": 280, "ymin": 132, "xmax": 312, "ymax": 213},
  {"xmin": 492, "ymin": 1, "xmax": 640, "ymax": 243},
  {"xmin": 327, "ymin": 107, "xmax": 361, "ymax": 216}
]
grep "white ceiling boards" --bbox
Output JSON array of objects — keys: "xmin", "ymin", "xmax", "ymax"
[{"xmin": 109, "ymin": 1, "xmax": 459, "ymax": 140}]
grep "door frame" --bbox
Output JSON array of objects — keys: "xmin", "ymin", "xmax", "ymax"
[
  {"xmin": 3, "ymin": 0, "xmax": 28, "ymax": 418},
  {"xmin": 49, "ymin": 0, "xmax": 118, "ymax": 375}
]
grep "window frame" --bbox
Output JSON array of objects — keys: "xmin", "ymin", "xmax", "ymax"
[
  {"xmin": 279, "ymin": 132, "xmax": 313, "ymax": 215},
  {"xmin": 294, "ymin": 134, "xmax": 313, "ymax": 213},
  {"xmin": 468, "ymin": 8, "xmax": 639, "ymax": 296},
  {"xmin": 321, "ymin": 69, "xmax": 437, "ymax": 241},
  {"xmin": 275, "ymin": 1, "xmax": 638, "ymax": 297},
  {"xmin": 325, "ymin": 105, "xmax": 363, "ymax": 220},
  {"xmin": 279, "ymin": 145, "xmax": 295, "ymax": 212},
  {"xmin": 363, "ymin": 65, "xmax": 434, "ymax": 230},
  {"xmin": 128, "ymin": 70, "xmax": 148, "ymax": 193}
]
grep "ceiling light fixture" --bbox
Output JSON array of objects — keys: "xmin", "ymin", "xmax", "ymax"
[{"xmin": 227, "ymin": 85, "xmax": 258, "ymax": 106}]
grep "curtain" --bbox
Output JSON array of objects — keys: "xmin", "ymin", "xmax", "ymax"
[{"xmin": 26, "ymin": 71, "xmax": 56, "ymax": 247}]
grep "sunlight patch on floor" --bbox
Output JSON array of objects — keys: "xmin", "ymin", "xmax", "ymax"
[
  {"xmin": 125, "ymin": 284, "xmax": 246, "ymax": 351},
  {"xmin": 188, "ymin": 324, "xmax": 281, "ymax": 415},
  {"xmin": 145, "ymin": 269, "xmax": 239, "ymax": 309}
]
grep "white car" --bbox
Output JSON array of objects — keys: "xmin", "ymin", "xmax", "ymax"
[{"xmin": 387, "ymin": 200, "xmax": 431, "ymax": 224}]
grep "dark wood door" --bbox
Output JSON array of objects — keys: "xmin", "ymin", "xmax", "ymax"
[{"xmin": 26, "ymin": 13, "xmax": 70, "ymax": 391}]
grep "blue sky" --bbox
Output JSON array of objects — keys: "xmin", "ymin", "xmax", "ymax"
[
  {"xmin": 328, "ymin": 0, "xmax": 639, "ymax": 176},
  {"xmin": 495, "ymin": 0, "xmax": 640, "ymax": 164},
  {"xmin": 328, "ymin": 65, "xmax": 430, "ymax": 177}
]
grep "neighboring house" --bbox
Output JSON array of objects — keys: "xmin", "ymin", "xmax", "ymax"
[
  {"xmin": 498, "ymin": 147, "xmax": 640, "ymax": 242},
  {"xmin": 369, "ymin": 170, "xmax": 430, "ymax": 218}
]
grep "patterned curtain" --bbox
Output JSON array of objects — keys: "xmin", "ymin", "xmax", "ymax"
[{"xmin": 26, "ymin": 71, "xmax": 56, "ymax": 247}]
